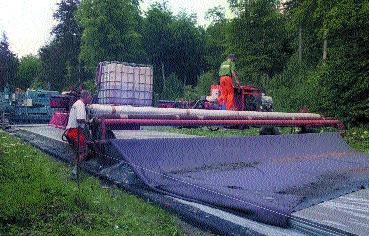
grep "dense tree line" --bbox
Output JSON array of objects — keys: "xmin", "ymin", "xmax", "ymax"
[
  {"xmin": 266, "ymin": 0, "xmax": 369, "ymax": 125},
  {"xmin": 0, "ymin": 33, "xmax": 18, "ymax": 90},
  {"xmin": 40, "ymin": 0, "xmax": 85, "ymax": 91},
  {"xmin": 1, "ymin": 0, "xmax": 367, "ymax": 125}
]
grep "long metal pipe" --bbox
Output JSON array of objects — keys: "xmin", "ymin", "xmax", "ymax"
[
  {"xmin": 102, "ymin": 118, "xmax": 344, "ymax": 129},
  {"xmin": 97, "ymin": 113, "xmax": 336, "ymax": 121},
  {"xmin": 88, "ymin": 104, "xmax": 323, "ymax": 120}
]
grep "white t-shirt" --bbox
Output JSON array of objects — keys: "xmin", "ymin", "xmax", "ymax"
[{"xmin": 66, "ymin": 99, "xmax": 86, "ymax": 129}]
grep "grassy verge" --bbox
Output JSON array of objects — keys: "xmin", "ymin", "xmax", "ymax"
[
  {"xmin": 343, "ymin": 127, "xmax": 369, "ymax": 154},
  {"xmin": 163, "ymin": 126, "xmax": 369, "ymax": 154},
  {"xmin": 0, "ymin": 131, "xmax": 184, "ymax": 235}
]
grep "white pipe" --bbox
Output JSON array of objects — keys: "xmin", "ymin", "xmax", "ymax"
[{"xmin": 87, "ymin": 104, "xmax": 323, "ymax": 120}]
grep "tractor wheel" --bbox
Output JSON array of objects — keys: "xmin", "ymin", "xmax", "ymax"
[
  {"xmin": 259, "ymin": 126, "xmax": 280, "ymax": 135},
  {"xmin": 244, "ymin": 95, "xmax": 262, "ymax": 111},
  {"xmin": 298, "ymin": 126, "xmax": 319, "ymax": 134},
  {"xmin": 238, "ymin": 125, "xmax": 250, "ymax": 130},
  {"xmin": 207, "ymin": 126, "xmax": 220, "ymax": 131}
]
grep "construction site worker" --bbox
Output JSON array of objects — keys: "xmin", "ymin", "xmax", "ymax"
[
  {"xmin": 218, "ymin": 54, "xmax": 240, "ymax": 110},
  {"xmin": 65, "ymin": 90, "xmax": 92, "ymax": 178}
]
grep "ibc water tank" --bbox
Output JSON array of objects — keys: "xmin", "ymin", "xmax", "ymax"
[{"xmin": 96, "ymin": 61, "xmax": 153, "ymax": 106}]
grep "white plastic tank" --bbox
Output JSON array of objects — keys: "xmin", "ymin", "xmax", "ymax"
[{"xmin": 96, "ymin": 61, "xmax": 153, "ymax": 106}]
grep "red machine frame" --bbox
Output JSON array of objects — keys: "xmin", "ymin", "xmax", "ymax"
[{"xmin": 97, "ymin": 117, "xmax": 344, "ymax": 142}]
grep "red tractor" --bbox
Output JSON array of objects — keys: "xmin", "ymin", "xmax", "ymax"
[{"xmin": 191, "ymin": 84, "xmax": 273, "ymax": 112}]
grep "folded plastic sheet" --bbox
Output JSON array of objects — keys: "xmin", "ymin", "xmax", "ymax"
[
  {"xmin": 49, "ymin": 111, "xmax": 69, "ymax": 129},
  {"xmin": 110, "ymin": 132, "xmax": 369, "ymax": 226}
]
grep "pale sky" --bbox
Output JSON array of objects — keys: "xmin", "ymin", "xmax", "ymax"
[{"xmin": 0, "ymin": 0, "xmax": 230, "ymax": 58}]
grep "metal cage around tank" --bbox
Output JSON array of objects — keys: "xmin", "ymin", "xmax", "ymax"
[{"xmin": 95, "ymin": 61, "xmax": 153, "ymax": 107}]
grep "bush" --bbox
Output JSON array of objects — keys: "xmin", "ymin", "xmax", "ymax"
[
  {"xmin": 182, "ymin": 85, "xmax": 198, "ymax": 101},
  {"xmin": 83, "ymin": 79, "xmax": 96, "ymax": 94},
  {"xmin": 160, "ymin": 73, "xmax": 183, "ymax": 100},
  {"xmin": 266, "ymin": 58, "xmax": 320, "ymax": 113},
  {"xmin": 194, "ymin": 71, "xmax": 216, "ymax": 96}
]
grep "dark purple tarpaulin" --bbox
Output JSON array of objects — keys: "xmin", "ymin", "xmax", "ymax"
[{"xmin": 111, "ymin": 132, "xmax": 369, "ymax": 226}]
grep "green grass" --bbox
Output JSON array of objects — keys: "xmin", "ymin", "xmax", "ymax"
[
  {"xmin": 343, "ymin": 127, "xmax": 369, "ymax": 154},
  {"xmin": 163, "ymin": 126, "xmax": 369, "ymax": 154},
  {"xmin": 162, "ymin": 126, "xmax": 297, "ymax": 137},
  {"xmin": 0, "ymin": 131, "xmax": 185, "ymax": 236},
  {"xmin": 162, "ymin": 126, "xmax": 260, "ymax": 137}
]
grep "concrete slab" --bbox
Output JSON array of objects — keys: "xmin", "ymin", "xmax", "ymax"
[
  {"xmin": 173, "ymin": 198, "xmax": 305, "ymax": 236},
  {"xmin": 13, "ymin": 125, "xmax": 66, "ymax": 142},
  {"xmin": 13, "ymin": 125, "xmax": 197, "ymax": 142},
  {"xmin": 292, "ymin": 189, "xmax": 369, "ymax": 236}
]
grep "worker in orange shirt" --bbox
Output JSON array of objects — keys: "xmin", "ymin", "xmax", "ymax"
[{"xmin": 218, "ymin": 54, "xmax": 240, "ymax": 110}]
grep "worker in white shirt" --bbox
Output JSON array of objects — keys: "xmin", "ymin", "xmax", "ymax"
[{"xmin": 65, "ymin": 90, "xmax": 92, "ymax": 178}]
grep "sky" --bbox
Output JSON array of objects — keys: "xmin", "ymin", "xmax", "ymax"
[{"xmin": 0, "ymin": 0, "xmax": 230, "ymax": 58}]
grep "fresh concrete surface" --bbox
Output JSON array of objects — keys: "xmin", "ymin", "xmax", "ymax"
[
  {"xmin": 292, "ymin": 188, "xmax": 369, "ymax": 236},
  {"xmin": 13, "ymin": 125, "xmax": 197, "ymax": 141},
  {"xmin": 173, "ymin": 198, "xmax": 305, "ymax": 236},
  {"xmin": 12, "ymin": 125, "xmax": 66, "ymax": 142}
]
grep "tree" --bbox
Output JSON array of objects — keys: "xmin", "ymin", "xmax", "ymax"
[
  {"xmin": 205, "ymin": 5, "xmax": 226, "ymax": 23},
  {"xmin": 314, "ymin": 0, "xmax": 369, "ymax": 125},
  {"xmin": 142, "ymin": 3, "xmax": 206, "ymax": 97},
  {"xmin": 194, "ymin": 72, "xmax": 215, "ymax": 97},
  {"xmin": 0, "ymin": 32, "xmax": 18, "ymax": 90},
  {"xmin": 77, "ymin": 0, "xmax": 145, "ymax": 71},
  {"xmin": 52, "ymin": 0, "xmax": 84, "ymax": 86},
  {"xmin": 142, "ymin": 2, "xmax": 174, "ymax": 95},
  {"xmin": 39, "ymin": 41, "xmax": 66, "ymax": 91},
  {"xmin": 167, "ymin": 12, "xmax": 206, "ymax": 86},
  {"xmin": 283, "ymin": 0, "xmax": 323, "ymax": 66},
  {"xmin": 265, "ymin": 0, "xmax": 324, "ymax": 113},
  {"xmin": 204, "ymin": 6, "xmax": 230, "ymax": 72},
  {"xmin": 268, "ymin": 0, "xmax": 369, "ymax": 125},
  {"xmin": 228, "ymin": 0, "xmax": 291, "ymax": 87},
  {"xmin": 39, "ymin": 0, "xmax": 85, "ymax": 91},
  {"xmin": 161, "ymin": 73, "xmax": 183, "ymax": 100},
  {"xmin": 16, "ymin": 55, "xmax": 42, "ymax": 90}
]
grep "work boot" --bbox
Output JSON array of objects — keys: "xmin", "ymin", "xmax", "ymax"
[{"xmin": 70, "ymin": 165, "xmax": 78, "ymax": 180}]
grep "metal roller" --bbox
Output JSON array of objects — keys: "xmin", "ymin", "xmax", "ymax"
[{"xmin": 87, "ymin": 104, "xmax": 323, "ymax": 121}]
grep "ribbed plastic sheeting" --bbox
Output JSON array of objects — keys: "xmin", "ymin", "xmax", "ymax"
[{"xmin": 110, "ymin": 133, "xmax": 369, "ymax": 227}]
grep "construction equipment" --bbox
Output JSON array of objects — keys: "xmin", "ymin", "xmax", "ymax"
[
  {"xmin": 85, "ymin": 104, "xmax": 344, "ymax": 141},
  {"xmin": 158, "ymin": 84, "xmax": 273, "ymax": 112},
  {"xmin": 6, "ymin": 89, "xmax": 60, "ymax": 123},
  {"xmin": 44, "ymin": 61, "xmax": 369, "ymax": 231},
  {"xmin": 0, "ymin": 88, "xmax": 11, "ymax": 129},
  {"xmin": 49, "ymin": 61, "xmax": 344, "ymax": 137},
  {"xmin": 203, "ymin": 84, "xmax": 271, "ymax": 111}
]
